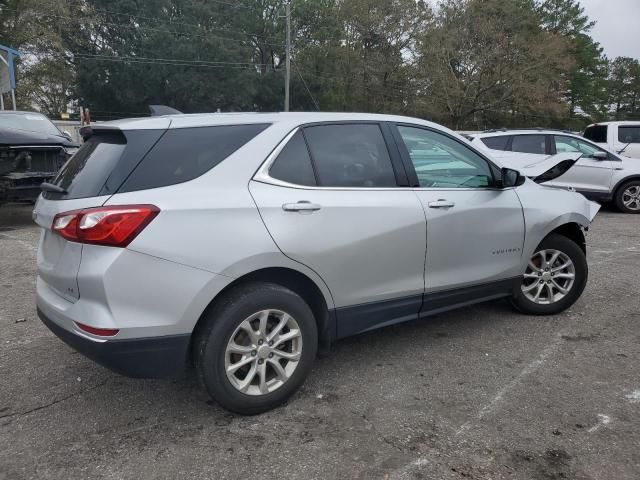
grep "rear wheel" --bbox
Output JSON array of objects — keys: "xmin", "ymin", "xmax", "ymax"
[
  {"xmin": 511, "ymin": 234, "xmax": 587, "ymax": 315},
  {"xmin": 195, "ymin": 282, "xmax": 317, "ymax": 415},
  {"xmin": 615, "ymin": 180, "xmax": 640, "ymax": 214}
]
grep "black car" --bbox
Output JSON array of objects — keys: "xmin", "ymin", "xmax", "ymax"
[{"xmin": 0, "ymin": 111, "xmax": 79, "ymax": 203}]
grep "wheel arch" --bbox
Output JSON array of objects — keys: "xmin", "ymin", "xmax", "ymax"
[
  {"xmin": 612, "ymin": 175, "xmax": 640, "ymax": 200},
  {"xmin": 191, "ymin": 267, "xmax": 336, "ymax": 360},
  {"xmin": 546, "ymin": 222, "xmax": 586, "ymax": 253}
]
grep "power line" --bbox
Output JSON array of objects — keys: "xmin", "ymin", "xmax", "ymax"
[
  {"xmin": 72, "ymin": 53, "xmax": 269, "ymax": 67},
  {"xmin": 293, "ymin": 63, "xmax": 319, "ymax": 111}
]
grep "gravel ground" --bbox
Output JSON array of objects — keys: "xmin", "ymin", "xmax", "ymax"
[{"xmin": 0, "ymin": 203, "xmax": 639, "ymax": 480}]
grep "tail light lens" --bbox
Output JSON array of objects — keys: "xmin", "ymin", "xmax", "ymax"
[{"xmin": 52, "ymin": 205, "xmax": 159, "ymax": 247}]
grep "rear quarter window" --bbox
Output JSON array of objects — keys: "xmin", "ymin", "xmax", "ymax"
[{"xmin": 119, "ymin": 124, "xmax": 270, "ymax": 192}]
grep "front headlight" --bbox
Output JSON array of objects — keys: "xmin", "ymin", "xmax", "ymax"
[{"xmin": 64, "ymin": 147, "xmax": 79, "ymax": 156}]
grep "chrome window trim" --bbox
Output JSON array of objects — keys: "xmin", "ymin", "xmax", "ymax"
[{"xmin": 253, "ymin": 126, "xmax": 504, "ymax": 192}]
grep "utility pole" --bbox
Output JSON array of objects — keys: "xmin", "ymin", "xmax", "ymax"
[{"xmin": 284, "ymin": 1, "xmax": 291, "ymax": 112}]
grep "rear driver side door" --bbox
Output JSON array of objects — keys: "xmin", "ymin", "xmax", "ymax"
[{"xmin": 249, "ymin": 122, "xmax": 427, "ymax": 338}]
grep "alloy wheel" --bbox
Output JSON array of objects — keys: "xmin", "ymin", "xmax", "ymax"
[
  {"xmin": 225, "ymin": 309, "xmax": 303, "ymax": 396},
  {"xmin": 521, "ymin": 249, "xmax": 575, "ymax": 305},
  {"xmin": 622, "ymin": 185, "xmax": 640, "ymax": 211}
]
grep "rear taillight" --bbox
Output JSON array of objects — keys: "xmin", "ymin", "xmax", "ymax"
[{"xmin": 52, "ymin": 205, "xmax": 159, "ymax": 247}]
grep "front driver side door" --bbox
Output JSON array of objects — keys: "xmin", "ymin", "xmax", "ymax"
[{"xmin": 392, "ymin": 124, "xmax": 525, "ymax": 294}]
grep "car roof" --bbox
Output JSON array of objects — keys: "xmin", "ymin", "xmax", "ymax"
[{"xmin": 100, "ymin": 112, "xmax": 440, "ymax": 130}]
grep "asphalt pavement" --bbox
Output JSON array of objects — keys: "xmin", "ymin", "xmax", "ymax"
[{"xmin": 0, "ymin": 203, "xmax": 639, "ymax": 480}]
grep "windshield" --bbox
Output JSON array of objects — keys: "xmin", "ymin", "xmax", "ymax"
[{"xmin": 0, "ymin": 113, "xmax": 62, "ymax": 136}]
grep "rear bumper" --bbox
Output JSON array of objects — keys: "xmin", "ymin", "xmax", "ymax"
[{"xmin": 38, "ymin": 308, "xmax": 190, "ymax": 378}]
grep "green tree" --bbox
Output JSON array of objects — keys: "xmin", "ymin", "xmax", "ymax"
[
  {"xmin": 415, "ymin": 0, "xmax": 572, "ymax": 129},
  {"xmin": 609, "ymin": 57, "xmax": 640, "ymax": 120},
  {"xmin": 536, "ymin": 0, "xmax": 609, "ymax": 125},
  {"xmin": 285, "ymin": 0, "xmax": 431, "ymax": 113}
]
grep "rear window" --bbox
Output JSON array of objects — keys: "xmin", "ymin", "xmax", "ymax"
[
  {"xmin": 44, "ymin": 124, "xmax": 269, "ymax": 199},
  {"xmin": 511, "ymin": 135, "xmax": 546, "ymax": 154},
  {"xmin": 618, "ymin": 126, "xmax": 640, "ymax": 144},
  {"xmin": 480, "ymin": 135, "xmax": 510, "ymax": 151},
  {"xmin": 583, "ymin": 125, "xmax": 607, "ymax": 143},
  {"xmin": 119, "ymin": 124, "xmax": 269, "ymax": 192},
  {"xmin": 45, "ymin": 130, "xmax": 153, "ymax": 200}
]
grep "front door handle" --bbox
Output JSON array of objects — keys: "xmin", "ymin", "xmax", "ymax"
[
  {"xmin": 282, "ymin": 201, "xmax": 322, "ymax": 212},
  {"xmin": 428, "ymin": 199, "xmax": 455, "ymax": 208}
]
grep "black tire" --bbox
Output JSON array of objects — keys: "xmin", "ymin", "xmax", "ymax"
[
  {"xmin": 194, "ymin": 282, "xmax": 317, "ymax": 415},
  {"xmin": 614, "ymin": 179, "xmax": 640, "ymax": 214},
  {"xmin": 511, "ymin": 233, "xmax": 588, "ymax": 315}
]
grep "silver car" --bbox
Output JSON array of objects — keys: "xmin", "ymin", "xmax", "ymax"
[
  {"xmin": 470, "ymin": 129, "xmax": 640, "ymax": 213},
  {"xmin": 34, "ymin": 113, "xmax": 599, "ymax": 414}
]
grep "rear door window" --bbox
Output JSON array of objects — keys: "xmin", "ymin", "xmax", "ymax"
[
  {"xmin": 618, "ymin": 126, "xmax": 640, "ymax": 144},
  {"xmin": 511, "ymin": 135, "xmax": 547, "ymax": 154},
  {"xmin": 119, "ymin": 124, "xmax": 270, "ymax": 192},
  {"xmin": 480, "ymin": 135, "xmax": 510, "ymax": 151},
  {"xmin": 269, "ymin": 131, "xmax": 317, "ymax": 186},
  {"xmin": 302, "ymin": 124, "xmax": 397, "ymax": 187},
  {"xmin": 583, "ymin": 125, "xmax": 608, "ymax": 143}
]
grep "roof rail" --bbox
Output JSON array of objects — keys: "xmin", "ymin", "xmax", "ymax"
[
  {"xmin": 481, "ymin": 127, "xmax": 575, "ymax": 134},
  {"xmin": 481, "ymin": 128, "xmax": 508, "ymax": 133}
]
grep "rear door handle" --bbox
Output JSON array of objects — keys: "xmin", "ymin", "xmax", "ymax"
[
  {"xmin": 428, "ymin": 199, "xmax": 455, "ymax": 208},
  {"xmin": 282, "ymin": 201, "xmax": 322, "ymax": 212}
]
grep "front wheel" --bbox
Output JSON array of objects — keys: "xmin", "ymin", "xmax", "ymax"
[
  {"xmin": 194, "ymin": 282, "xmax": 317, "ymax": 415},
  {"xmin": 511, "ymin": 234, "xmax": 588, "ymax": 315}
]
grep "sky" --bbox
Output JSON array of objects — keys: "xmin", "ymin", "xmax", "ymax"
[{"xmin": 578, "ymin": 0, "xmax": 640, "ymax": 60}]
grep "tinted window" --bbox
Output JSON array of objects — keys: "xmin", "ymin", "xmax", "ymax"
[
  {"xmin": 44, "ymin": 130, "xmax": 158, "ymax": 200},
  {"xmin": 583, "ymin": 125, "xmax": 607, "ymax": 143},
  {"xmin": 481, "ymin": 135, "xmax": 510, "ymax": 151},
  {"xmin": 554, "ymin": 136, "xmax": 602, "ymax": 158},
  {"xmin": 303, "ymin": 124, "xmax": 396, "ymax": 187},
  {"xmin": 618, "ymin": 126, "xmax": 640, "ymax": 143},
  {"xmin": 269, "ymin": 131, "xmax": 316, "ymax": 186},
  {"xmin": 119, "ymin": 124, "xmax": 269, "ymax": 192},
  {"xmin": 511, "ymin": 135, "xmax": 547, "ymax": 154},
  {"xmin": 397, "ymin": 126, "xmax": 493, "ymax": 188}
]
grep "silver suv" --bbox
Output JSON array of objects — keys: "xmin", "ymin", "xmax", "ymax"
[
  {"xmin": 470, "ymin": 129, "xmax": 640, "ymax": 213},
  {"xmin": 35, "ymin": 113, "xmax": 599, "ymax": 414}
]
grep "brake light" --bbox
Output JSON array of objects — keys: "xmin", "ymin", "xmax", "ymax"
[
  {"xmin": 52, "ymin": 205, "xmax": 159, "ymax": 247},
  {"xmin": 75, "ymin": 322, "xmax": 119, "ymax": 337}
]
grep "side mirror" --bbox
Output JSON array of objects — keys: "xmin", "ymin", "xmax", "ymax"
[
  {"xmin": 591, "ymin": 151, "xmax": 608, "ymax": 160},
  {"xmin": 62, "ymin": 130, "xmax": 73, "ymax": 141},
  {"xmin": 501, "ymin": 168, "xmax": 525, "ymax": 188}
]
